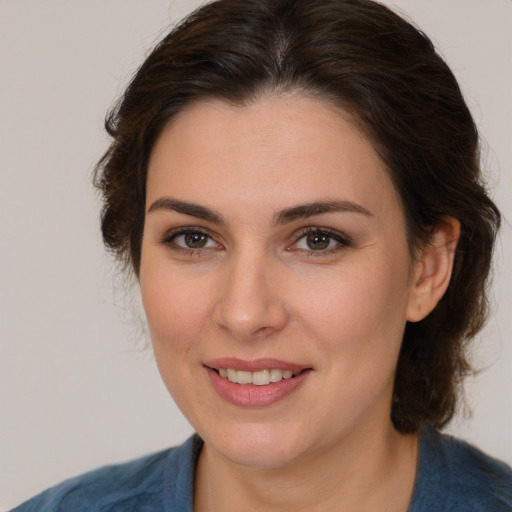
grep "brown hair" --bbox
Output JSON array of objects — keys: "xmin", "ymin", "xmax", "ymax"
[{"xmin": 94, "ymin": 0, "xmax": 500, "ymax": 433}]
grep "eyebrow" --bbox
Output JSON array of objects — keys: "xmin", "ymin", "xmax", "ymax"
[
  {"xmin": 273, "ymin": 200, "xmax": 373, "ymax": 225},
  {"xmin": 148, "ymin": 197, "xmax": 225, "ymax": 224},
  {"xmin": 147, "ymin": 197, "xmax": 372, "ymax": 225}
]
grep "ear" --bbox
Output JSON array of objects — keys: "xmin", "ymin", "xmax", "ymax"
[{"xmin": 406, "ymin": 216, "xmax": 460, "ymax": 322}]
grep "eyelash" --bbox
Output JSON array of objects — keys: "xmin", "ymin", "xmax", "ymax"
[
  {"xmin": 160, "ymin": 227, "xmax": 221, "ymax": 256},
  {"xmin": 159, "ymin": 226, "xmax": 352, "ymax": 256},
  {"xmin": 290, "ymin": 227, "xmax": 352, "ymax": 256}
]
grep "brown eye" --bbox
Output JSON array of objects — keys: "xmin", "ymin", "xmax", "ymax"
[
  {"xmin": 291, "ymin": 228, "xmax": 352, "ymax": 254},
  {"xmin": 306, "ymin": 232, "xmax": 331, "ymax": 250},
  {"xmin": 184, "ymin": 232, "xmax": 209, "ymax": 248},
  {"xmin": 161, "ymin": 229, "xmax": 219, "ymax": 252}
]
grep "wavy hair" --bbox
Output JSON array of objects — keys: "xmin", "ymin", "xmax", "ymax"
[{"xmin": 94, "ymin": 0, "xmax": 501, "ymax": 433}]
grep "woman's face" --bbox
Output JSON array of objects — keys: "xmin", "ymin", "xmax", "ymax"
[{"xmin": 140, "ymin": 94, "xmax": 422, "ymax": 468}]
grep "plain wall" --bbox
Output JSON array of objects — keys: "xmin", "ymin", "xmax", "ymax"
[{"xmin": 1, "ymin": 0, "xmax": 510, "ymax": 509}]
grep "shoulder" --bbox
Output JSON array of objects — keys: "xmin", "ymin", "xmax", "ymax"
[
  {"xmin": 443, "ymin": 432, "xmax": 512, "ymax": 506},
  {"xmin": 411, "ymin": 426, "xmax": 512, "ymax": 512},
  {"xmin": 10, "ymin": 435, "xmax": 202, "ymax": 512}
]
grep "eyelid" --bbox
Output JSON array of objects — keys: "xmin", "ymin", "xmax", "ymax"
[
  {"xmin": 159, "ymin": 226, "xmax": 223, "ymax": 252},
  {"xmin": 158, "ymin": 225, "xmax": 351, "ymax": 256},
  {"xmin": 288, "ymin": 226, "xmax": 353, "ymax": 253}
]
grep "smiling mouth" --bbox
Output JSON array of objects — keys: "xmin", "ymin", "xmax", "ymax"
[
  {"xmin": 213, "ymin": 368, "xmax": 301, "ymax": 386},
  {"xmin": 205, "ymin": 361, "xmax": 312, "ymax": 406}
]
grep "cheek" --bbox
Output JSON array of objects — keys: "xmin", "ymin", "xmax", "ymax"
[
  {"xmin": 295, "ymin": 258, "xmax": 411, "ymax": 357},
  {"xmin": 139, "ymin": 264, "xmax": 213, "ymax": 408},
  {"xmin": 140, "ymin": 261, "xmax": 213, "ymax": 353}
]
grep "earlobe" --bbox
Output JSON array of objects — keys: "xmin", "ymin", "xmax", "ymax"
[{"xmin": 406, "ymin": 217, "xmax": 460, "ymax": 322}]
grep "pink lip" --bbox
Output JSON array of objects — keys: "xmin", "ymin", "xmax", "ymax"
[
  {"xmin": 204, "ymin": 357, "xmax": 309, "ymax": 373},
  {"xmin": 203, "ymin": 358, "xmax": 312, "ymax": 408}
]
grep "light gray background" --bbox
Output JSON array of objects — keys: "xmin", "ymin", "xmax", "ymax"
[{"xmin": 1, "ymin": 1, "xmax": 510, "ymax": 509}]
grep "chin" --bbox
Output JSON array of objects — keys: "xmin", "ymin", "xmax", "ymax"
[{"xmin": 202, "ymin": 422, "xmax": 312, "ymax": 469}]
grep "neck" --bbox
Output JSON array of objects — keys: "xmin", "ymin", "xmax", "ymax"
[{"xmin": 194, "ymin": 421, "xmax": 419, "ymax": 512}]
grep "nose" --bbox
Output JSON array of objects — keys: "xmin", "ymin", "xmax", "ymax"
[{"xmin": 212, "ymin": 250, "xmax": 289, "ymax": 341}]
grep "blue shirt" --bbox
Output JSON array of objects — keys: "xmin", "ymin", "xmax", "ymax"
[{"xmin": 12, "ymin": 427, "xmax": 512, "ymax": 511}]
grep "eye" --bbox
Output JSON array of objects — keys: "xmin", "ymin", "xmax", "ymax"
[
  {"xmin": 290, "ymin": 227, "xmax": 352, "ymax": 254},
  {"xmin": 175, "ymin": 232, "xmax": 214, "ymax": 249},
  {"xmin": 160, "ymin": 228, "xmax": 221, "ymax": 252},
  {"xmin": 298, "ymin": 231, "xmax": 335, "ymax": 251}
]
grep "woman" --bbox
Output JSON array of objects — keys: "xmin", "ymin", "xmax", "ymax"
[{"xmin": 12, "ymin": 0, "xmax": 511, "ymax": 510}]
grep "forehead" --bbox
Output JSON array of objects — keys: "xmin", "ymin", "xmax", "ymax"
[{"xmin": 146, "ymin": 94, "xmax": 401, "ymax": 220}]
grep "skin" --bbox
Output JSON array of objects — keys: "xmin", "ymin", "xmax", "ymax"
[{"xmin": 139, "ymin": 94, "xmax": 459, "ymax": 511}]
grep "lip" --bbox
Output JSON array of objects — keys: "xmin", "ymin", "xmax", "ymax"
[
  {"xmin": 204, "ymin": 357, "xmax": 310, "ymax": 373},
  {"xmin": 204, "ymin": 358, "xmax": 312, "ymax": 407}
]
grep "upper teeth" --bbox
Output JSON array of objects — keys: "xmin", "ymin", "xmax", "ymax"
[{"xmin": 218, "ymin": 368, "xmax": 295, "ymax": 385}]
